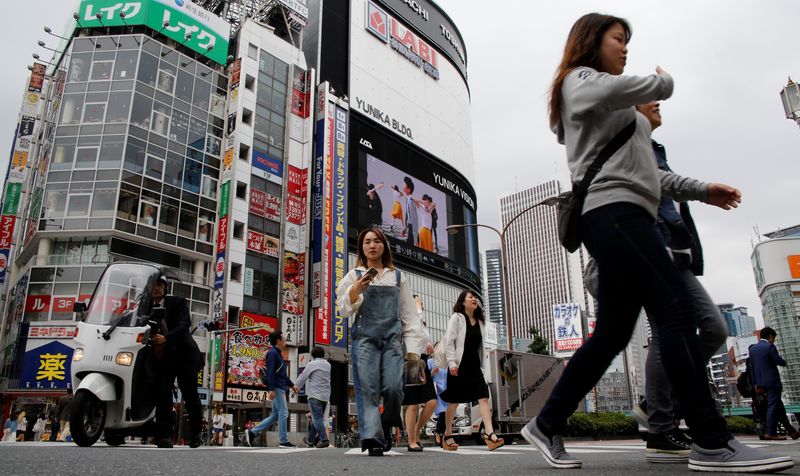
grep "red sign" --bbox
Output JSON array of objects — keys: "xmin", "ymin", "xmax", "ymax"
[
  {"xmin": 390, "ymin": 18, "xmax": 438, "ymax": 68},
  {"xmin": 28, "ymin": 62, "xmax": 46, "ymax": 93},
  {"xmin": 315, "ymin": 308, "xmax": 330, "ymax": 345},
  {"xmin": 0, "ymin": 215, "xmax": 16, "ymax": 248},
  {"xmin": 52, "ymin": 297, "xmax": 76, "ymax": 313},
  {"xmin": 216, "ymin": 216, "xmax": 229, "ymax": 254},
  {"xmin": 264, "ymin": 193, "xmax": 281, "ymax": 222},
  {"xmin": 291, "ymin": 89, "xmax": 310, "ymax": 119},
  {"xmin": 25, "ymin": 295, "xmax": 51, "ymax": 313},
  {"xmin": 247, "ymin": 229, "xmax": 264, "ymax": 254},
  {"xmin": 287, "ymin": 165, "xmax": 305, "ymax": 197},
  {"xmin": 249, "ymin": 189, "xmax": 266, "ymax": 216},
  {"xmin": 286, "ymin": 195, "xmax": 305, "ymax": 225}
]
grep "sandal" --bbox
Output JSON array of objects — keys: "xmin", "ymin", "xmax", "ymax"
[
  {"xmin": 441, "ymin": 435, "xmax": 459, "ymax": 451},
  {"xmin": 483, "ymin": 432, "xmax": 504, "ymax": 451}
]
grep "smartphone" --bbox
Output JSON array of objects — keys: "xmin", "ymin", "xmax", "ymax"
[{"xmin": 364, "ymin": 267, "xmax": 379, "ymax": 280}]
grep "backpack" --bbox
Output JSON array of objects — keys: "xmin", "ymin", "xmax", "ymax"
[{"xmin": 737, "ymin": 358, "xmax": 754, "ymax": 398}]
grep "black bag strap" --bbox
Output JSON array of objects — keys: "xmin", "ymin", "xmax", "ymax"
[{"xmin": 574, "ymin": 118, "xmax": 637, "ymax": 198}]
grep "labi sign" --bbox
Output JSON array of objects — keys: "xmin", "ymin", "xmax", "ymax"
[{"xmin": 77, "ymin": 0, "xmax": 230, "ymax": 65}]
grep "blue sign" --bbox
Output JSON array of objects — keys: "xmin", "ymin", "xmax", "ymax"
[
  {"xmin": 252, "ymin": 149, "xmax": 284, "ymax": 177},
  {"xmin": 21, "ymin": 340, "xmax": 74, "ymax": 389}
]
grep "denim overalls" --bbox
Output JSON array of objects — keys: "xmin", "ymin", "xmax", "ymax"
[{"xmin": 351, "ymin": 269, "xmax": 404, "ymax": 450}]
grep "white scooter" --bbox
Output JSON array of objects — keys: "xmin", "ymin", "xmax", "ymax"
[{"xmin": 70, "ymin": 262, "xmax": 171, "ymax": 447}]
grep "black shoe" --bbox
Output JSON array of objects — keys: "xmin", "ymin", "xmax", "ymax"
[
  {"xmin": 279, "ymin": 441, "xmax": 297, "ymax": 448},
  {"xmin": 302, "ymin": 437, "xmax": 313, "ymax": 448},
  {"xmin": 646, "ymin": 428, "xmax": 692, "ymax": 463},
  {"xmin": 382, "ymin": 426, "xmax": 393, "ymax": 452},
  {"xmin": 243, "ymin": 430, "xmax": 253, "ymax": 447},
  {"xmin": 189, "ymin": 438, "xmax": 203, "ymax": 448},
  {"xmin": 316, "ymin": 440, "xmax": 330, "ymax": 448},
  {"xmin": 407, "ymin": 444, "xmax": 423, "ymax": 452},
  {"xmin": 156, "ymin": 438, "xmax": 173, "ymax": 449},
  {"xmin": 368, "ymin": 447, "xmax": 384, "ymax": 456}
]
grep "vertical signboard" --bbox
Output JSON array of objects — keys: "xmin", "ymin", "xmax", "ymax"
[
  {"xmin": 312, "ymin": 83, "xmax": 334, "ymax": 345},
  {"xmin": 330, "ymin": 106, "xmax": 348, "ymax": 348},
  {"xmin": 553, "ymin": 303, "xmax": 584, "ymax": 356}
]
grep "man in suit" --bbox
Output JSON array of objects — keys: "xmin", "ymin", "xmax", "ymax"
[
  {"xmin": 150, "ymin": 274, "xmax": 204, "ymax": 448},
  {"xmin": 749, "ymin": 326, "xmax": 799, "ymax": 440}
]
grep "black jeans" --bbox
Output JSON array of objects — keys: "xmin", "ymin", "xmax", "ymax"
[
  {"xmin": 156, "ymin": 361, "xmax": 202, "ymax": 441},
  {"xmin": 537, "ymin": 203, "xmax": 728, "ymax": 448}
]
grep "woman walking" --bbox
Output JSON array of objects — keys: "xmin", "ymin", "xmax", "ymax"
[
  {"xmin": 522, "ymin": 13, "xmax": 791, "ymax": 473},
  {"xmin": 402, "ymin": 295, "xmax": 437, "ymax": 451},
  {"xmin": 441, "ymin": 290, "xmax": 503, "ymax": 451},
  {"xmin": 336, "ymin": 227, "xmax": 425, "ymax": 456}
]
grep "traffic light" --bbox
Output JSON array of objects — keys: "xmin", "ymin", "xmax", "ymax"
[{"xmin": 202, "ymin": 320, "xmax": 224, "ymax": 332}]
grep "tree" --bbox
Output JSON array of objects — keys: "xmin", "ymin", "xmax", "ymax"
[{"xmin": 528, "ymin": 326, "xmax": 550, "ymax": 355}]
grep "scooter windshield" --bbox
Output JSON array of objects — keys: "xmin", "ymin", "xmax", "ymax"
[{"xmin": 84, "ymin": 264, "xmax": 159, "ymax": 327}]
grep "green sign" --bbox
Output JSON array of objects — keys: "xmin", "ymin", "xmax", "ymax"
[
  {"xmin": 219, "ymin": 181, "xmax": 230, "ymax": 217},
  {"xmin": 77, "ymin": 0, "xmax": 230, "ymax": 65},
  {"xmin": 28, "ymin": 187, "xmax": 43, "ymax": 220},
  {"xmin": 2, "ymin": 183, "xmax": 22, "ymax": 215}
]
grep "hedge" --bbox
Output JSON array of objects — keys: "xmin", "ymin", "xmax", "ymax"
[{"xmin": 564, "ymin": 412, "xmax": 638, "ymax": 438}]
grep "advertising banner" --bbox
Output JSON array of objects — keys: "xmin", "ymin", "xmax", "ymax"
[
  {"xmin": 291, "ymin": 69, "xmax": 311, "ymax": 119},
  {"xmin": 3, "ymin": 183, "xmax": 22, "ymax": 215},
  {"xmin": 225, "ymin": 312, "xmax": 278, "ymax": 388},
  {"xmin": 331, "ymin": 106, "xmax": 348, "ymax": 349},
  {"xmin": 312, "ymin": 84, "xmax": 334, "ymax": 345},
  {"xmin": 282, "ymin": 312, "xmax": 305, "ymax": 347},
  {"xmin": 28, "ymin": 63, "xmax": 46, "ymax": 93},
  {"xmin": 76, "ymin": 0, "xmax": 230, "ymax": 65},
  {"xmin": 20, "ymin": 328, "xmax": 77, "ymax": 389},
  {"xmin": 252, "ymin": 149, "xmax": 284, "ymax": 182},
  {"xmin": 553, "ymin": 303, "xmax": 584, "ymax": 355},
  {"xmin": 282, "ymin": 251, "xmax": 305, "ymax": 316}
]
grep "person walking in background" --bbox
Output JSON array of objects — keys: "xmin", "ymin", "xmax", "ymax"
[
  {"xmin": 211, "ymin": 406, "xmax": 225, "ymax": 446},
  {"xmin": 48, "ymin": 405, "xmax": 60, "ymax": 442},
  {"xmin": 629, "ymin": 101, "xmax": 730, "ymax": 464},
  {"xmin": 336, "ymin": 227, "xmax": 425, "ymax": 456},
  {"xmin": 428, "ymin": 342, "xmax": 448, "ymax": 446},
  {"xmin": 402, "ymin": 295, "xmax": 437, "ymax": 452},
  {"xmin": 403, "ymin": 177, "xmax": 419, "ymax": 246},
  {"xmin": 3, "ymin": 412, "xmax": 17, "ymax": 442},
  {"xmin": 749, "ymin": 327, "xmax": 799, "ymax": 441},
  {"xmin": 441, "ymin": 290, "xmax": 503, "ymax": 452},
  {"xmin": 295, "ymin": 346, "xmax": 332, "ymax": 448},
  {"xmin": 522, "ymin": 12, "xmax": 792, "ymax": 473},
  {"xmin": 390, "ymin": 185, "xmax": 406, "ymax": 235},
  {"xmin": 33, "ymin": 413, "xmax": 47, "ymax": 442},
  {"xmin": 244, "ymin": 331, "xmax": 299, "ymax": 448}
]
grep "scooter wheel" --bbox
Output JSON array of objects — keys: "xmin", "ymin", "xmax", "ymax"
[{"xmin": 70, "ymin": 390, "xmax": 106, "ymax": 447}]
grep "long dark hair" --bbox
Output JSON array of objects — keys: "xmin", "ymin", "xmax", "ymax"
[
  {"xmin": 356, "ymin": 227, "xmax": 395, "ymax": 269},
  {"xmin": 453, "ymin": 289, "xmax": 485, "ymax": 323},
  {"xmin": 548, "ymin": 13, "xmax": 631, "ymax": 128}
]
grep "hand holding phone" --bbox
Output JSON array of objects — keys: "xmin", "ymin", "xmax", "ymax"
[{"xmin": 364, "ymin": 267, "xmax": 379, "ymax": 280}]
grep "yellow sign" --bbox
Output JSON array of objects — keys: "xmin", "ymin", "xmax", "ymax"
[
  {"xmin": 36, "ymin": 353, "xmax": 67, "ymax": 381},
  {"xmin": 12, "ymin": 150, "xmax": 29, "ymax": 169}
]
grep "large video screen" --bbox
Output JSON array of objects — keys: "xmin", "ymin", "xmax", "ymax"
[{"xmin": 349, "ymin": 115, "xmax": 480, "ymax": 288}]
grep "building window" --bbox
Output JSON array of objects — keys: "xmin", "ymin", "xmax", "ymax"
[
  {"xmin": 138, "ymin": 199, "xmax": 159, "ymax": 228},
  {"xmin": 82, "ymin": 103, "xmax": 106, "ymax": 123},
  {"xmin": 231, "ymin": 262, "xmax": 242, "ymax": 282},
  {"xmin": 90, "ymin": 60, "xmax": 113, "ymax": 81},
  {"xmin": 233, "ymin": 221, "xmax": 244, "ymax": 240},
  {"xmin": 201, "ymin": 175, "xmax": 217, "ymax": 199},
  {"xmin": 248, "ymin": 43, "xmax": 258, "ymax": 60},
  {"xmin": 157, "ymin": 69, "xmax": 175, "ymax": 94},
  {"xmin": 151, "ymin": 109, "xmax": 169, "ymax": 136},
  {"xmin": 239, "ymin": 143, "xmax": 250, "ymax": 161},
  {"xmin": 242, "ymin": 108, "xmax": 253, "ymax": 126},
  {"xmin": 74, "ymin": 147, "xmax": 98, "ymax": 169},
  {"xmin": 245, "ymin": 74, "xmax": 255, "ymax": 91},
  {"xmin": 197, "ymin": 219, "xmax": 213, "ymax": 243},
  {"xmin": 66, "ymin": 194, "xmax": 91, "ymax": 217},
  {"xmin": 236, "ymin": 181, "xmax": 247, "ymax": 200}
]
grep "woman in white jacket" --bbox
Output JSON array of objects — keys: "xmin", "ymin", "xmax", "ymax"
[
  {"xmin": 440, "ymin": 290, "xmax": 503, "ymax": 451},
  {"xmin": 336, "ymin": 227, "xmax": 425, "ymax": 456}
]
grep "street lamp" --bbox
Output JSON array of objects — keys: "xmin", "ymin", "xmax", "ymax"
[
  {"xmin": 447, "ymin": 196, "xmax": 559, "ymax": 351},
  {"xmin": 780, "ymin": 77, "xmax": 800, "ymax": 127}
]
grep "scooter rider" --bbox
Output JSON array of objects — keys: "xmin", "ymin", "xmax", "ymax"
[{"xmin": 150, "ymin": 274, "xmax": 204, "ymax": 448}]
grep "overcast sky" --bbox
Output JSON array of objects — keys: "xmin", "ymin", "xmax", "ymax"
[{"xmin": 3, "ymin": 1, "xmax": 799, "ymax": 326}]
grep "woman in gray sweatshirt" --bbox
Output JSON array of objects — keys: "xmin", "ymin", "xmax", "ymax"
[{"xmin": 521, "ymin": 13, "xmax": 792, "ymax": 474}]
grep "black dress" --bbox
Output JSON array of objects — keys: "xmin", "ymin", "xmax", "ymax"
[
  {"xmin": 402, "ymin": 354, "xmax": 437, "ymax": 405},
  {"xmin": 442, "ymin": 319, "xmax": 489, "ymax": 403}
]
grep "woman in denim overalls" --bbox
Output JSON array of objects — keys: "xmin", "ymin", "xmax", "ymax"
[{"xmin": 336, "ymin": 228, "xmax": 425, "ymax": 456}]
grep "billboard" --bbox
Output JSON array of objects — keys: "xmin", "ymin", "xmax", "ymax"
[
  {"xmin": 76, "ymin": 0, "xmax": 230, "ymax": 65},
  {"xmin": 350, "ymin": 0, "xmax": 474, "ymax": 183},
  {"xmin": 225, "ymin": 311, "xmax": 278, "ymax": 388},
  {"xmin": 553, "ymin": 303, "xmax": 584, "ymax": 356},
  {"xmin": 350, "ymin": 116, "xmax": 480, "ymax": 289}
]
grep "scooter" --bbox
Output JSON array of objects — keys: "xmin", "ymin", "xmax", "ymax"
[{"xmin": 70, "ymin": 262, "xmax": 172, "ymax": 447}]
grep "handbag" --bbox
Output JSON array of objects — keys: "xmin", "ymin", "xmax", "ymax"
[
  {"xmin": 403, "ymin": 358, "xmax": 427, "ymax": 387},
  {"xmin": 556, "ymin": 119, "xmax": 637, "ymax": 252}
]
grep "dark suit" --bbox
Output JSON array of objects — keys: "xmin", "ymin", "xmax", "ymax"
[
  {"xmin": 154, "ymin": 295, "xmax": 203, "ymax": 441},
  {"xmin": 749, "ymin": 339, "xmax": 795, "ymax": 436}
]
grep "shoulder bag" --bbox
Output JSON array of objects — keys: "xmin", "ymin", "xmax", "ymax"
[{"xmin": 557, "ymin": 118, "xmax": 637, "ymax": 252}]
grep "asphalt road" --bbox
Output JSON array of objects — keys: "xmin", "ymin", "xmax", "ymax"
[{"xmin": 3, "ymin": 437, "xmax": 800, "ymax": 475}]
